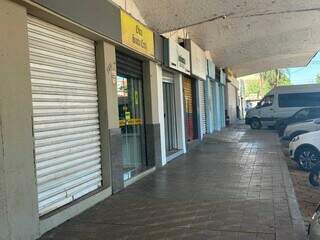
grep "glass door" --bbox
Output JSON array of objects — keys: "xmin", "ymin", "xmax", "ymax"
[
  {"xmin": 163, "ymin": 82, "xmax": 178, "ymax": 154},
  {"xmin": 117, "ymin": 75, "xmax": 146, "ymax": 181}
]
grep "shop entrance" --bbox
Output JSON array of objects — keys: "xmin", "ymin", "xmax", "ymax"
[
  {"xmin": 163, "ymin": 79, "xmax": 178, "ymax": 154},
  {"xmin": 28, "ymin": 16, "xmax": 103, "ymax": 215},
  {"xmin": 183, "ymin": 77, "xmax": 198, "ymax": 141},
  {"xmin": 116, "ymin": 52, "xmax": 147, "ymax": 181}
]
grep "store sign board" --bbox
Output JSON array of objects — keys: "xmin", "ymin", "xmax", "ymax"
[
  {"xmin": 164, "ymin": 38, "xmax": 190, "ymax": 75},
  {"xmin": 207, "ymin": 60, "xmax": 215, "ymax": 79},
  {"xmin": 186, "ymin": 40, "xmax": 207, "ymax": 80},
  {"xmin": 120, "ymin": 10, "xmax": 154, "ymax": 57}
]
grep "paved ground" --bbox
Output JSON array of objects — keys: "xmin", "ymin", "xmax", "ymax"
[
  {"xmin": 286, "ymin": 156, "xmax": 320, "ymax": 221},
  {"xmin": 40, "ymin": 127, "xmax": 306, "ymax": 240}
]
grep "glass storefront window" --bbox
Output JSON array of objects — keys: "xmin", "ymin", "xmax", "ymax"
[{"xmin": 117, "ymin": 75, "xmax": 147, "ymax": 181}]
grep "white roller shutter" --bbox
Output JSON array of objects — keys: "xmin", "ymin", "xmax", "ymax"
[
  {"xmin": 27, "ymin": 16, "xmax": 102, "ymax": 216},
  {"xmin": 199, "ymin": 80, "xmax": 207, "ymax": 136}
]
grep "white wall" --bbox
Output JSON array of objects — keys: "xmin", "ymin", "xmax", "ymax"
[
  {"xmin": 111, "ymin": 0, "xmax": 147, "ymax": 25},
  {"xmin": 175, "ymin": 74, "xmax": 187, "ymax": 153}
]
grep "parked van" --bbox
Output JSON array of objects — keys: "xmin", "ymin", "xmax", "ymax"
[{"xmin": 245, "ymin": 84, "xmax": 320, "ymax": 129}]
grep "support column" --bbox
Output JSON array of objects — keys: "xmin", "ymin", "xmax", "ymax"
[
  {"xmin": 96, "ymin": 41, "xmax": 123, "ymax": 193},
  {"xmin": 144, "ymin": 62, "xmax": 163, "ymax": 167},
  {"xmin": 174, "ymin": 74, "xmax": 187, "ymax": 153},
  {"xmin": 0, "ymin": 1, "xmax": 39, "ymax": 239}
]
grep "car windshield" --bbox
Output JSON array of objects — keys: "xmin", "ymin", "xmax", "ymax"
[{"xmin": 258, "ymin": 95, "xmax": 274, "ymax": 108}]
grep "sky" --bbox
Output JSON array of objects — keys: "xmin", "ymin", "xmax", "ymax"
[{"xmin": 283, "ymin": 52, "xmax": 320, "ymax": 85}]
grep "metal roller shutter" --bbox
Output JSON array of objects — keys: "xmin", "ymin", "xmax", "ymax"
[
  {"xmin": 199, "ymin": 80, "xmax": 207, "ymax": 136},
  {"xmin": 27, "ymin": 16, "xmax": 102, "ymax": 216},
  {"xmin": 183, "ymin": 78, "xmax": 195, "ymax": 141},
  {"xmin": 116, "ymin": 52, "xmax": 143, "ymax": 79}
]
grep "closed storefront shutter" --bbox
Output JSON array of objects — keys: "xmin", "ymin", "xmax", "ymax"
[
  {"xmin": 27, "ymin": 16, "xmax": 102, "ymax": 216},
  {"xmin": 199, "ymin": 80, "xmax": 207, "ymax": 135},
  {"xmin": 215, "ymin": 81, "xmax": 222, "ymax": 130},
  {"xmin": 116, "ymin": 52, "xmax": 143, "ymax": 79},
  {"xmin": 183, "ymin": 78, "xmax": 194, "ymax": 141},
  {"xmin": 221, "ymin": 85, "xmax": 226, "ymax": 128}
]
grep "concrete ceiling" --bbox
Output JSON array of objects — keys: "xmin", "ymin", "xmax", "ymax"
[{"xmin": 129, "ymin": 0, "xmax": 320, "ymax": 77}]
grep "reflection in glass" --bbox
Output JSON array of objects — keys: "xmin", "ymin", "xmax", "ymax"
[{"xmin": 117, "ymin": 75, "xmax": 146, "ymax": 181}]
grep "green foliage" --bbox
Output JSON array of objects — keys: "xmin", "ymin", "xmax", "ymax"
[
  {"xmin": 244, "ymin": 69, "xmax": 291, "ymax": 98},
  {"xmin": 245, "ymin": 79, "xmax": 260, "ymax": 97},
  {"xmin": 316, "ymin": 74, "xmax": 320, "ymax": 84}
]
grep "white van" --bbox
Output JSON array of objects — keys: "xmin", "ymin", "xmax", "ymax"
[{"xmin": 245, "ymin": 84, "xmax": 320, "ymax": 129}]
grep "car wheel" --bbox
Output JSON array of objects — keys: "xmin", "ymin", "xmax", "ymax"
[
  {"xmin": 250, "ymin": 118, "xmax": 261, "ymax": 130},
  {"xmin": 296, "ymin": 146, "xmax": 320, "ymax": 171},
  {"xmin": 309, "ymin": 170, "xmax": 320, "ymax": 187},
  {"xmin": 277, "ymin": 124, "xmax": 286, "ymax": 137}
]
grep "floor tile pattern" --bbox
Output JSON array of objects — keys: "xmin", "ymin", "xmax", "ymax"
[{"xmin": 40, "ymin": 128, "xmax": 306, "ymax": 240}]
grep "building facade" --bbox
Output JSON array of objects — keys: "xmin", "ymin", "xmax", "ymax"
[{"xmin": 0, "ymin": 1, "xmax": 234, "ymax": 239}]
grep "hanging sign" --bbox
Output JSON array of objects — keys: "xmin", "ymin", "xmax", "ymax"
[
  {"xmin": 164, "ymin": 38, "xmax": 190, "ymax": 75},
  {"xmin": 120, "ymin": 10, "xmax": 155, "ymax": 58}
]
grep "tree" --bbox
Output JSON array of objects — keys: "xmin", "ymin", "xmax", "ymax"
[
  {"xmin": 244, "ymin": 69, "xmax": 291, "ymax": 99},
  {"xmin": 316, "ymin": 74, "xmax": 320, "ymax": 84},
  {"xmin": 259, "ymin": 69, "xmax": 291, "ymax": 90}
]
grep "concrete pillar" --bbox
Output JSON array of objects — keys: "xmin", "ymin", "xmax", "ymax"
[
  {"xmin": 144, "ymin": 62, "xmax": 163, "ymax": 167},
  {"xmin": 174, "ymin": 74, "xmax": 187, "ymax": 153},
  {"xmin": 96, "ymin": 41, "xmax": 123, "ymax": 193},
  {"xmin": 0, "ymin": 1, "xmax": 40, "ymax": 239},
  {"xmin": 158, "ymin": 70, "xmax": 167, "ymax": 166}
]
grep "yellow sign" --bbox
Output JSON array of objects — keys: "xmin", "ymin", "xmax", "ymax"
[
  {"xmin": 119, "ymin": 118, "xmax": 143, "ymax": 127},
  {"xmin": 120, "ymin": 10, "xmax": 154, "ymax": 57}
]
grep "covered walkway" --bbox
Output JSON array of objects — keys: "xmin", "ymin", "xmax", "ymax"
[{"xmin": 41, "ymin": 127, "xmax": 306, "ymax": 240}]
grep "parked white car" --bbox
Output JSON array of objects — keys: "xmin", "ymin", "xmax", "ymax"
[
  {"xmin": 283, "ymin": 118, "xmax": 320, "ymax": 142},
  {"xmin": 245, "ymin": 84, "xmax": 320, "ymax": 129},
  {"xmin": 289, "ymin": 130, "xmax": 320, "ymax": 170}
]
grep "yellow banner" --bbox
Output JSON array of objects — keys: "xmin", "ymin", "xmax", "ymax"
[
  {"xmin": 119, "ymin": 118, "xmax": 143, "ymax": 127},
  {"xmin": 120, "ymin": 10, "xmax": 154, "ymax": 58}
]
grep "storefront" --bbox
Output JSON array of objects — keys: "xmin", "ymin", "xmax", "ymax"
[
  {"xmin": 183, "ymin": 76, "xmax": 198, "ymax": 142},
  {"xmin": 28, "ymin": 16, "xmax": 104, "ymax": 216},
  {"xmin": 162, "ymin": 71, "xmax": 179, "ymax": 154},
  {"xmin": 206, "ymin": 59, "xmax": 216, "ymax": 133},
  {"xmin": 227, "ymin": 81, "xmax": 238, "ymax": 125},
  {"xmin": 116, "ymin": 52, "xmax": 149, "ymax": 181},
  {"xmin": 185, "ymin": 39, "xmax": 208, "ymax": 141},
  {"xmin": 115, "ymin": 11, "xmax": 158, "ymax": 184},
  {"xmin": 220, "ymin": 69, "xmax": 227, "ymax": 128},
  {"xmin": 0, "ymin": 1, "xmax": 227, "ymax": 239},
  {"xmin": 161, "ymin": 38, "xmax": 190, "ymax": 161},
  {"xmin": 0, "ymin": 1, "xmax": 163, "ymax": 239},
  {"xmin": 199, "ymin": 79, "xmax": 207, "ymax": 135}
]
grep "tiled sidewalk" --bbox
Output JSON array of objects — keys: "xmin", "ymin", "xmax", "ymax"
[{"xmin": 40, "ymin": 128, "xmax": 306, "ymax": 240}]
